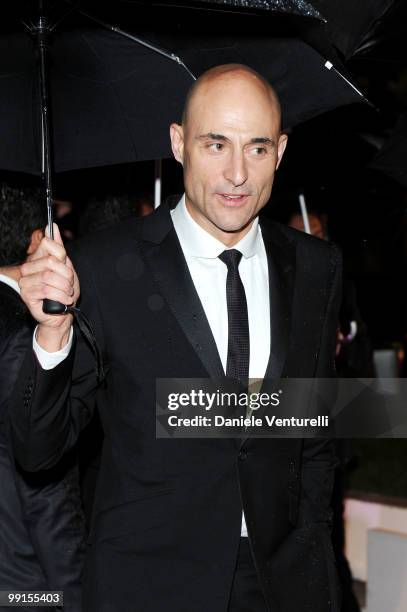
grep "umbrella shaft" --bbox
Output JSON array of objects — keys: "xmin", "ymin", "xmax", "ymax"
[{"xmin": 35, "ymin": 11, "xmax": 54, "ymax": 237}]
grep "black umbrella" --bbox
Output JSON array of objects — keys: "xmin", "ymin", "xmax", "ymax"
[{"xmin": 0, "ymin": 2, "xmax": 369, "ymax": 175}]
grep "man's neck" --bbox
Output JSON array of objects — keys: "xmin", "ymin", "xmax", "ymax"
[{"xmin": 0, "ymin": 266, "xmax": 21, "ymax": 283}]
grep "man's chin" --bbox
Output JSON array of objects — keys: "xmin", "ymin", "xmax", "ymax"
[
  {"xmin": 217, "ymin": 210, "xmax": 256, "ymax": 232},
  {"xmin": 214, "ymin": 214, "xmax": 255, "ymax": 235}
]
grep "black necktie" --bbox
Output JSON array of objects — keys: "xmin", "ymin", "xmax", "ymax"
[{"xmin": 218, "ymin": 249, "xmax": 250, "ymax": 385}]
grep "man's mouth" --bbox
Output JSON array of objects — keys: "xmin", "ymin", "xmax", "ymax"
[{"xmin": 217, "ymin": 194, "xmax": 250, "ymax": 206}]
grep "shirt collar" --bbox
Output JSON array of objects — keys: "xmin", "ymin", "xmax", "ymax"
[
  {"xmin": 171, "ymin": 194, "xmax": 261, "ymax": 259},
  {"xmin": 0, "ymin": 273, "xmax": 20, "ymax": 294}
]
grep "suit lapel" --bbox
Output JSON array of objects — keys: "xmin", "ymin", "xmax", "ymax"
[{"xmin": 135, "ymin": 204, "xmax": 225, "ymax": 382}]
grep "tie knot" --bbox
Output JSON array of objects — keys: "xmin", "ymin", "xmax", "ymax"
[{"xmin": 218, "ymin": 249, "xmax": 243, "ymax": 271}]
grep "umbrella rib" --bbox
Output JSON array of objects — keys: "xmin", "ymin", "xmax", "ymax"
[
  {"xmin": 49, "ymin": 2, "xmax": 80, "ymax": 32},
  {"xmin": 74, "ymin": 5, "xmax": 196, "ymax": 81},
  {"xmin": 324, "ymin": 61, "xmax": 375, "ymax": 109}
]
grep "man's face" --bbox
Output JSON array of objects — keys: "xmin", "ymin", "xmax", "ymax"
[{"xmin": 170, "ymin": 73, "xmax": 287, "ymax": 245}]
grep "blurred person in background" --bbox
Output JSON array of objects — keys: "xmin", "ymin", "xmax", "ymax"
[
  {"xmin": 133, "ymin": 192, "xmax": 154, "ymax": 217},
  {"xmin": 54, "ymin": 197, "xmax": 76, "ymax": 242},
  {"xmin": 288, "ymin": 208, "xmax": 374, "ymax": 377},
  {"xmin": 78, "ymin": 192, "xmax": 153, "ymax": 238},
  {"xmin": 0, "ymin": 184, "xmax": 86, "ymax": 611},
  {"xmin": 288, "ymin": 209, "xmax": 327, "ymax": 239}
]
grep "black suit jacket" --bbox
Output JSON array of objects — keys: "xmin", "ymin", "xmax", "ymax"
[
  {"xmin": 0, "ymin": 281, "xmax": 85, "ymax": 612},
  {"xmin": 10, "ymin": 202, "xmax": 342, "ymax": 612}
]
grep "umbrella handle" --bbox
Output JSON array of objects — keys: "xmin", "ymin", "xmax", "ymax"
[{"xmin": 43, "ymin": 299, "xmax": 67, "ymax": 315}]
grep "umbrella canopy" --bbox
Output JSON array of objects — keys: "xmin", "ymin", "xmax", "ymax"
[
  {"xmin": 92, "ymin": 0, "xmax": 372, "ymax": 108},
  {"xmin": 156, "ymin": 0, "xmax": 396, "ymax": 59},
  {"xmin": 311, "ymin": 0, "xmax": 396, "ymax": 59},
  {"xmin": 0, "ymin": 3, "xmax": 367, "ymax": 175}
]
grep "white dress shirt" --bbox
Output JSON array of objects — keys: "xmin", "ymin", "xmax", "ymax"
[
  {"xmin": 33, "ymin": 195, "xmax": 271, "ymax": 536},
  {"xmin": 33, "ymin": 326, "xmax": 74, "ymax": 370},
  {"xmin": 171, "ymin": 196, "xmax": 270, "ymax": 381}
]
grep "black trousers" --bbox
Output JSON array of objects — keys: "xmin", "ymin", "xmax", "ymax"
[{"xmin": 228, "ymin": 538, "xmax": 268, "ymax": 612}]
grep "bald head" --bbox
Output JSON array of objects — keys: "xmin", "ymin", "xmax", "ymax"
[{"xmin": 182, "ymin": 64, "xmax": 282, "ymax": 132}]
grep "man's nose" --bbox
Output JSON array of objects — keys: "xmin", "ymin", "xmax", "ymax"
[{"xmin": 224, "ymin": 151, "xmax": 248, "ymax": 187}]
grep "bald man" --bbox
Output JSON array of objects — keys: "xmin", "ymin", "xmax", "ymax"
[{"xmin": 11, "ymin": 65, "xmax": 342, "ymax": 612}]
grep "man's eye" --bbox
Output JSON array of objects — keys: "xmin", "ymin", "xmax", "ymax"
[
  {"xmin": 208, "ymin": 142, "xmax": 224, "ymax": 151},
  {"xmin": 252, "ymin": 147, "xmax": 267, "ymax": 156}
]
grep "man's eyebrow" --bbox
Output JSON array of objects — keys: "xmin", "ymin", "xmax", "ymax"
[
  {"xmin": 196, "ymin": 133, "xmax": 229, "ymax": 141},
  {"xmin": 250, "ymin": 137, "xmax": 275, "ymax": 146}
]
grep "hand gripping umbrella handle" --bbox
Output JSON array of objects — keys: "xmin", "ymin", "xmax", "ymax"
[{"xmin": 43, "ymin": 299, "xmax": 67, "ymax": 315}]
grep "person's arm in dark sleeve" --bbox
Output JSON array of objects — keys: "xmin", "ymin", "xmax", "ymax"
[{"xmin": 9, "ymin": 251, "xmax": 105, "ymax": 472}]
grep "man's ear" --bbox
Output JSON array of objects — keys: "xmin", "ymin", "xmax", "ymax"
[
  {"xmin": 276, "ymin": 133, "xmax": 288, "ymax": 170},
  {"xmin": 27, "ymin": 228, "xmax": 44, "ymax": 256},
  {"xmin": 170, "ymin": 123, "xmax": 185, "ymax": 165}
]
